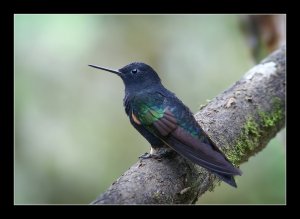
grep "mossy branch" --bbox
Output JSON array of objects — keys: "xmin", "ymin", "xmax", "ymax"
[{"xmin": 91, "ymin": 46, "xmax": 286, "ymax": 204}]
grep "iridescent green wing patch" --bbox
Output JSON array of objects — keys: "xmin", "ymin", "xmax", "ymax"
[{"xmin": 133, "ymin": 94, "xmax": 177, "ymax": 136}]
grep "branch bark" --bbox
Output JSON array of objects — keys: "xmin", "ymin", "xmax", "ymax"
[{"xmin": 91, "ymin": 46, "xmax": 286, "ymax": 204}]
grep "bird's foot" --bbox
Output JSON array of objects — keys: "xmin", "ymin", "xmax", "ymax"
[
  {"xmin": 139, "ymin": 152, "xmax": 152, "ymax": 159},
  {"xmin": 139, "ymin": 147, "xmax": 175, "ymax": 160}
]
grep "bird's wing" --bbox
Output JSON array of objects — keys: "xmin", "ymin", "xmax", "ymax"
[{"xmin": 132, "ymin": 93, "xmax": 241, "ymax": 176}]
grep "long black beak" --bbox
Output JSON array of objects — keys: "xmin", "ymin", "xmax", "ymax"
[{"xmin": 88, "ymin": 64, "xmax": 121, "ymax": 75}]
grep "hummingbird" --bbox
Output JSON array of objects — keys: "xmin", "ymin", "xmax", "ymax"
[{"xmin": 89, "ymin": 62, "xmax": 242, "ymax": 187}]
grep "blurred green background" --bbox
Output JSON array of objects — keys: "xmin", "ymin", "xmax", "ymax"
[{"xmin": 14, "ymin": 15, "xmax": 285, "ymax": 204}]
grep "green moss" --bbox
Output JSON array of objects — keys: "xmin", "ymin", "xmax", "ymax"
[
  {"xmin": 259, "ymin": 98, "xmax": 283, "ymax": 128},
  {"xmin": 225, "ymin": 117, "xmax": 260, "ymax": 165},
  {"xmin": 208, "ymin": 177, "xmax": 221, "ymax": 192},
  {"xmin": 224, "ymin": 97, "xmax": 284, "ymax": 165}
]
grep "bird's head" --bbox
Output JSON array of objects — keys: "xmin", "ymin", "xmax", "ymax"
[{"xmin": 89, "ymin": 62, "xmax": 161, "ymax": 90}]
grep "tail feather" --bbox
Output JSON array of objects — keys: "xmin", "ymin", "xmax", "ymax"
[
  {"xmin": 214, "ymin": 172, "xmax": 238, "ymax": 188},
  {"xmin": 159, "ymin": 131, "xmax": 241, "ymax": 187}
]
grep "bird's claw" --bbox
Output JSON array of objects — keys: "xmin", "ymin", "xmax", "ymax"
[
  {"xmin": 139, "ymin": 152, "xmax": 162, "ymax": 161},
  {"xmin": 139, "ymin": 148, "xmax": 175, "ymax": 160},
  {"xmin": 139, "ymin": 152, "xmax": 152, "ymax": 159}
]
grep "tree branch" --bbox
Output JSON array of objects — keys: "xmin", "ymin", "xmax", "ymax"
[{"xmin": 91, "ymin": 46, "xmax": 286, "ymax": 204}]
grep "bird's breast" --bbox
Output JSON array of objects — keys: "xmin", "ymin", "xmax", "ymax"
[{"xmin": 123, "ymin": 93, "xmax": 132, "ymax": 116}]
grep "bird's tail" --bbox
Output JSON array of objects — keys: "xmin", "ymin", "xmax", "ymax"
[
  {"xmin": 213, "ymin": 172, "xmax": 238, "ymax": 188},
  {"xmin": 160, "ymin": 131, "xmax": 242, "ymax": 188}
]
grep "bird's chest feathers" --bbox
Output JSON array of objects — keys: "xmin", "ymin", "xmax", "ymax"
[
  {"xmin": 123, "ymin": 93, "xmax": 133, "ymax": 116},
  {"xmin": 123, "ymin": 94, "xmax": 140, "ymax": 126}
]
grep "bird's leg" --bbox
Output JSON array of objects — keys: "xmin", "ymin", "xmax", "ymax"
[
  {"xmin": 139, "ymin": 146, "xmax": 175, "ymax": 160},
  {"xmin": 139, "ymin": 151, "xmax": 151, "ymax": 159},
  {"xmin": 138, "ymin": 147, "xmax": 157, "ymax": 159}
]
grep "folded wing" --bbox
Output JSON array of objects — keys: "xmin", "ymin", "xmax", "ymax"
[{"xmin": 132, "ymin": 94, "xmax": 241, "ymax": 183}]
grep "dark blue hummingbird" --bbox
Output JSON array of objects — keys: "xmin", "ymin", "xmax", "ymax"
[{"xmin": 89, "ymin": 62, "xmax": 242, "ymax": 187}]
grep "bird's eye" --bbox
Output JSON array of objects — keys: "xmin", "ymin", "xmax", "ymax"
[{"xmin": 131, "ymin": 69, "xmax": 138, "ymax": 74}]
